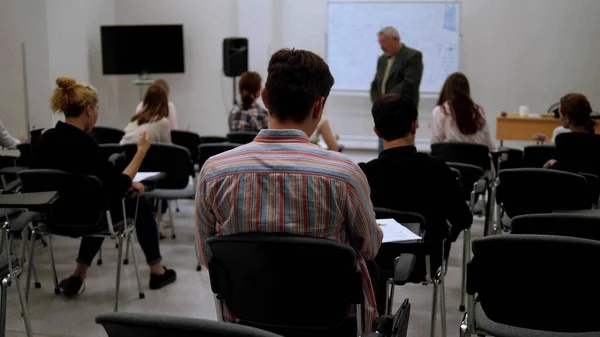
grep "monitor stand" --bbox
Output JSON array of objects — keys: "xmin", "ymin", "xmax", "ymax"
[{"xmin": 133, "ymin": 73, "xmax": 153, "ymax": 102}]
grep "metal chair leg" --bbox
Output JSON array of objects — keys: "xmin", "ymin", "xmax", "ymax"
[
  {"xmin": 14, "ymin": 276, "xmax": 33, "ymax": 337},
  {"xmin": 127, "ymin": 234, "xmax": 145, "ymax": 299},
  {"xmin": 47, "ymin": 235, "xmax": 60, "ymax": 295},
  {"xmin": 430, "ymin": 281, "xmax": 439, "ymax": 337},
  {"xmin": 114, "ymin": 235, "xmax": 124, "ymax": 312},
  {"xmin": 385, "ymin": 278, "xmax": 395, "ymax": 316},
  {"xmin": 0, "ymin": 278, "xmax": 8, "ymax": 337},
  {"xmin": 97, "ymin": 245, "xmax": 103, "ymax": 265},
  {"xmin": 167, "ymin": 201, "xmax": 176, "ymax": 239},
  {"xmin": 175, "ymin": 200, "xmax": 180, "ymax": 212},
  {"xmin": 460, "ymin": 229, "xmax": 470, "ymax": 311},
  {"xmin": 123, "ymin": 234, "xmax": 130, "ymax": 265},
  {"xmin": 440, "ymin": 271, "xmax": 447, "ymax": 337},
  {"xmin": 25, "ymin": 230, "xmax": 36, "ymax": 303}
]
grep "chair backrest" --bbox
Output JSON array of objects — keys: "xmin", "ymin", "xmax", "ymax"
[
  {"xmin": 122, "ymin": 143, "xmax": 194, "ymax": 189},
  {"xmin": 523, "ymin": 144, "xmax": 557, "ymax": 168},
  {"xmin": 0, "ymin": 156, "xmax": 17, "ymax": 169},
  {"xmin": 89, "ymin": 126, "xmax": 125, "ymax": 145},
  {"xmin": 430, "ymin": 142, "xmax": 491, "ymax": 171},
  {"xmin": 171, "ymin": 130, "xmax": 202, "ymax": 164},
  {"xmin": 446, "ymin": 162, "xmax": 485, "ymax": 201},
  {"xmin": 206, "ymin": 233, "xmax": 362, "ymax": 330},
  {"xmin": 199, "ymin": 136, "xmax": 228, "ymax": 144},
  {"xmin": 16, "ymin": 143, "xmax": 32, "ymax": 167},
  {"xmin": 99, "ymin": 144, "xmax": 126, "ymax": 170},
  {"xmin": 511, "ymin": 213, "xmax": 600, "ymax": 240},
  {"xmin": 496, "ymin": 168, "xmax": 590, "ymax": 218},
  {"xmin": 492, "ymin": 148, "xmax": 523, "ymax": 172},
  {"xmin": 198, "ymin": 143, "xmax": 240, "ymax": 169},
  {"xmin": 18, "ymin": 169, "xmax": 106, "ymax": 228},
  {"xmin": 226, "ymin": 131, "xmax": 258, "ymax": 145},
  {"xmin": 579, "ymin": 172, "xmax": 600, "ymax": 206},
  {"xmin": 96, "ymin": 313, "xmax": 283, "ymax": 337},
  {"xmin": 469, "ymin": 234, "xmax": 600, "ymax": 332}
]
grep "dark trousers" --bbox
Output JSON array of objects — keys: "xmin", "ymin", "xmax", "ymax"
[{"xmin": 76, "ymin": 195, "xmax": 162, "ymax": 267}]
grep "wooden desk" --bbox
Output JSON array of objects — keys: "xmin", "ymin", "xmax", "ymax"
[{"xmin": 496, "ymin": 113, "xmax": 561, "ymax": 142}]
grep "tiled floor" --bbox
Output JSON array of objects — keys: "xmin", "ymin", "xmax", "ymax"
[{"xmin": 4, "ymin": 150, "xmax": 484, "ymax": 337}]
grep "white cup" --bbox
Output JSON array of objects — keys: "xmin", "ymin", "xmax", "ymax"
[{"xmin": 519, "ymin": 105, "xmax": 530, "ymax": 117}]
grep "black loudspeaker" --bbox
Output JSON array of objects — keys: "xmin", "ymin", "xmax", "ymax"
[{"xmin": 223, "ymin": 37, "xmax": 248, "ymax": 77}]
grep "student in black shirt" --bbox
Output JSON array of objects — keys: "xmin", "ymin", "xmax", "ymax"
[
  {"xmin": 544, "ymin": 93, "xmax": 600, "ymax": 176},
  {"xmin": 32, "ymin": 76, "xmax": 176, "ymax": 297},
  {"xmin": 359, "ymin": 94, "xmax": 472, "ymax": 274}
]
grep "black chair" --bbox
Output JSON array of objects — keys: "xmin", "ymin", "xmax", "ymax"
[
  {"xmin": 430, "ymin": 142, "xmax": 491, "ymax": 173},
  {"xmin": 226, "ymin": 131, "xmax": 258, "ymax": 145},
  {"xmin": 461, "ymin": 235, "xmax": 600, "ymax": 337},
  {"xmin": 17, "ymin": 169, "xmax": 144, "ymax": 312},
  {"xmin": 171, "ymin": 130, "xmax": 202, "ymax": 167},
  {"xmin": 198, "ymin": 143, "xmax": 240, "ymax": 169},
  {"xmin": 207, "ymin": 233, "xmax": 369, "ymax": 337},
  {"xmin": 579, "ymin": 172, "xmax": 600, "ymax": 207},
  {"xmin": 123, "ymin": 144, "xmax": 195, "ymax": 239},
  {"xmin": 511, "ymin": 213, "xmax": 600, "ymax": 240},
  {"xmin": 494, "ymin": 168, "xmax": 590, "ymax": 233},
  {"xmin": 99, "ymin": 144, "xmax": 126, "ymax": 170},
  {"xmin": 96, "ymin": 312, "xmax": 283, "ymax": 337},
  {"xmin": 373, "ymin": 208, "xmax": 446, "ymax": 337},
  {"xmin": 492, "ymin": 147, "xmax": 523, "ymax": 172},
  {"xmin": 89, "ymin": 126, "xmax": 125, "ymax": 145},
  {"xmin": 199, "ymin": 136, "xmax": 228, "ymax": 144},
  {"xmin": 522, "ymin": 144, "xmax": 557, "ymax": 168}
]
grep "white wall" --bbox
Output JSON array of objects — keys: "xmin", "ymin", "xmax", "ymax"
[{"xmin": 112, "ymin": 0, "xmax": 238, "ymax": 135}]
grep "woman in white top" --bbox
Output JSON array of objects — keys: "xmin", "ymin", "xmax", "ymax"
[
  {"xmin": 431, "ymin": 72, "xmax": 495, "ymax": 151},
  {"xmin": 121, "ymin": 84, "xmax": 172, "ymax": 145},
  {"xmin": 135, "ymin": 79, "xmax": 178, "ymax": 130},
  {"xmin": 309, "ymin": 116, "xmax": 342, "ymax": 152}
]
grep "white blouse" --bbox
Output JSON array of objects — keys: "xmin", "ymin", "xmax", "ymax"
[
  {"xmin": 431, "ymin": 102, "xmax": 496, "ymax": 151},
  {"xmin": 120, "ymin": 117, "xmax": 172, "ymax": 145}
]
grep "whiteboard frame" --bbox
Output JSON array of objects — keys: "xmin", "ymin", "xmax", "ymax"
[{"xmin": 326, "ymin": 0, "xmax": 462, "ymax": 95}]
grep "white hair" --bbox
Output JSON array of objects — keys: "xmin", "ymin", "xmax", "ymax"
[{"xmin": 378, "ymin": 26, "xmax": 400, "ymax": 40}]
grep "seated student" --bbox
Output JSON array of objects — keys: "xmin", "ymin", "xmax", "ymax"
[
  {"xmin": 136, "ymin": 79, "xmax": 178, "ymax": 130},
  {"xmin": 431, "ymin": 72, "xmax": 495, "ymax": 151},
  {"xmin": 309, "ymin": 115, "xmax": 342, "ymax": 151},
  {"xmin": 32, "ymin": 76, "xmax": 176, "ymax": 297},
  {"xmin": 196, "ymin": 49, "xmax": 383, "ymax": 332},
  {"xmin": 0, "ymin": 118, "xmax": 25, "ymax": 149},
  {"xmin": 121, "ymin": 84, "xmax": 172, "ymax": 144},
  {"xmin": 544, "ymin": 93, "xmax": 600, "ymax": 175},
  {"xmin": 360, "ymin": 94, "xmax": 472, "ymax": 280},
  {"xmin": 228, "ymin": 71, "xmax": 269, "ymax": 132},
  {"xmin": 533, "ymin": 126, "xmax": 570, "ymax": 144}
]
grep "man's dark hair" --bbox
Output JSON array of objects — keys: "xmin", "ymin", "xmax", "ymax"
[
  {"xmin": 265, "ymin": 49, "xmax": 335, "ymax": 123},
  {"xmin": 372, "ymin": 94, "xmax": 418, "ymax": 141}
]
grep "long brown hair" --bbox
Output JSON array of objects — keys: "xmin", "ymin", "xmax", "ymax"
[
  {"xmin": 238, "ymin": 72, "xmax": 262, "ymax": 110},
  {"xmin": 131, "ymin": 84, "xmax": 169, "ymax": 125},
  {"xmin": 50, "ymin": 76, "xmax": 98, "ymax": 117},
  {"xmin": 437, "ymin": 72, "xmax": 485, "ymax": 135},
  {"xmin": 560, "ymin": 93, "xmax": 594, "ymax": 133}
]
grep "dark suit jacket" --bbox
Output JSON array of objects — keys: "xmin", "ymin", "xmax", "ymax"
[
  {"xmin": 359, "ymin": 146, "xmax": 472, "ymax": 242},
  {"xmin": 370, "ymin": 45, "xmax": 424, "ymax": 108}
]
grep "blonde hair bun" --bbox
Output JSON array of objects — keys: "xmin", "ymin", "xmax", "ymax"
[{"xmin": 55, "ymin": 76, "xmax": 77, "ymax": 91}]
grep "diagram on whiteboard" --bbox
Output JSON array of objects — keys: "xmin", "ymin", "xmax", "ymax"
[{"xmin": 328, "ymin": 2, "xmax": 460, "ymax": 93}]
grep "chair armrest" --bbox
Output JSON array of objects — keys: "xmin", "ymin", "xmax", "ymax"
[
  {"xmin": 393, "ymin": 253, "xmax": 417, "ymax": 285},
  {"xmin": 473, "ymin": 178, "xmax": 487, "ymax": 195},
  {"xmin": 9, "ymin": 211, "xmax": 43, "ymax": 232},
  {"xmin": 0, "ymin": 191, "xmax": 58, "ymax": 212}
]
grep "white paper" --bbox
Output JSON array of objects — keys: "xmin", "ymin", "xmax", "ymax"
[
  {"xmin": 377, "ymin": 218, "xmax": 422, "ymax": 243},
  {"xmin": 133, "ymin": 172, "xmax": 162, "ymax": 183}
]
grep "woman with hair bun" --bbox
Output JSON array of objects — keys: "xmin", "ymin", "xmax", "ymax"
[
  {"xmin": 228, "ymin": 71, "xmax": 269, "ymax": 132},
  {"xmin": 32, "ymin": 76, "xmax": 176, "ymax": 297}
]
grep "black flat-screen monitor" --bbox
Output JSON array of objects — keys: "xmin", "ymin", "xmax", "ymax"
[{"xmin": 101, "ymin": 24, "xmax": 185, "ymax": 75}]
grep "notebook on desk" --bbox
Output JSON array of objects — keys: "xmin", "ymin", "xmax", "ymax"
[
  {"xmin": 377, "ymin": 218, "xmax": 422, "ymax": 243},
  {"xmin": 133, "ymin": 172, "xmax": 162, "ymax": 183}
]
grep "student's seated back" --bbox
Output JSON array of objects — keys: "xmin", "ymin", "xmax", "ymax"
[
  {"xmin": 228, "ymin": 71, "xmax": 269, "ymax": 132},
  {"xmin": 121, "ymin": 84, "xmax": 172, "ymax": 144},
  {"xmin": 431, "ymin": 72, "xmax": 495, "ymax": 151},
  {"xmin": 360, "ymin": 95, "xmax": 472, "ymax": 244}
]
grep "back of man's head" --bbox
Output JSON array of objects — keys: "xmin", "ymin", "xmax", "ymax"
[
  {"xmin": 265, "ymin": 49, "xmax": 335, "ymax": 123},
  {"xmin": 372, "ymin": 94, "xmax": 418, "ymax": 141}
]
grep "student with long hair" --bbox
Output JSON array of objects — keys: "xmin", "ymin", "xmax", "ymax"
[
  {"xmin": 121, "ymin": 84, "xmax": 171, "ymax": 144},
  {"xmin": 135, "ymin": 79, "xmax": 178, "ymax": 130},
  {"xmin": 544, "ymin": 93, "xmax": 600, "ymax": 174},
  {"xmin": 431, "ymin": 72, "xmax": 495, "ymax": 150},
  {"xmin": 228, "ymin": 71, "xmax": 269, "ymax": 132},
  {"xmin": 32, "ymin": 76, "xmax": 176, "ymax": 297}
]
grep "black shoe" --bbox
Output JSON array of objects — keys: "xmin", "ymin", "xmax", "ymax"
[
  {"xmin": 149, "ymin": 268, "xmax": 176, "ymax": 290},
  {"xmin": 59, "ymin": 276, "xmax": 84, "ymax": 298}
]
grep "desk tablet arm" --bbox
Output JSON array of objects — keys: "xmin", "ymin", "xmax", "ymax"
[{"xmin": 393, "ymin": 253, "xmax": 417, "ymax": 285}]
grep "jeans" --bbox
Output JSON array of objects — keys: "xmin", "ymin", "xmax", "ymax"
[{"xmin": 75, "ymin": 195, "xmax": 162, "ymax": 267}]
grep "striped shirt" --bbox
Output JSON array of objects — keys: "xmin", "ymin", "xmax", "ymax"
[{"xmin": 195, "ymin": 129, "xmax": 383, "ymax": 331}]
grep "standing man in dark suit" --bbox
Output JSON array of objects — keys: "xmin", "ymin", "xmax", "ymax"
[{"xmin": 371, "ymin": 26, "xmax": 423, "ymax": 152}]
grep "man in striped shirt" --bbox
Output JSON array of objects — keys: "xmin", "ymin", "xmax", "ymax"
[{"xmin": 195, "ymin": 49, "xmax": 383, "ymax": 332}]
